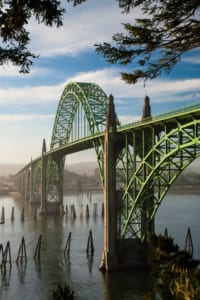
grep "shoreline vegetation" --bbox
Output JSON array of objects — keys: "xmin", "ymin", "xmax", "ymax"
[
  {"xmin": 1, "ymin": 163, "xmax": 200, "ymax": 195},
  {"xmin": 168, "ymin": 185, "xmax": 200, "ymax": 194}
]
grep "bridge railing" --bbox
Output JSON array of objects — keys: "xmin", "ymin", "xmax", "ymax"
[
  {"xmin": 119, "ymin": 100, "xmax": 200, "ymax": 132},
  {"xmin": 16, "ymin": 100, "xmax": 200, "ymax": 176}
]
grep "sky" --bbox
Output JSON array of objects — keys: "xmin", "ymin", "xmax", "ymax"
[{"xmin": 0, "ymin": 0, "xmax": 199, "ymax": 165}]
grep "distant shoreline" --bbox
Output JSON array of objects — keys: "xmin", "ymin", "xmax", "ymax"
[{"xmin": 169, "ymin": 185, "xmax": 200, "ymax": 194}]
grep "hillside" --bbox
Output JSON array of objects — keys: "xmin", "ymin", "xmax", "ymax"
[
  {"xmin": 1, "ymin": 162, "xmax": 200, "ymax": 193},
  {"xmin": 0, "ymin": 162, "xmax": 98, "ymax": 177},
  {"xmin": 65, "ymin": 161, "xmax": 98, "ymax": 176},
  {"xmin": 0, "ymin": 164, "xmax": 24, "ymax": 177}
]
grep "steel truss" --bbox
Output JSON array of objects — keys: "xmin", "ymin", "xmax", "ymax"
[
  {"xmin": 30, "ymin": 159, "xmax": 42, "ymax": 202},
  {"xmin": 18, "ymin": 81, "xmax": 200, "ymax": 247},
  {"xmin": 117, "ymin": 115, "xmax": 200, "ymax": 241},
  {"xmin": 46, "ymin": 82, "xmax": 108, "ymax": 201}
]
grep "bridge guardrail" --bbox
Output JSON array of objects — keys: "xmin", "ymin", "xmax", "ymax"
[{"xmin": 118, "ymin": 100, "xmax": 200, "ymax": 132}]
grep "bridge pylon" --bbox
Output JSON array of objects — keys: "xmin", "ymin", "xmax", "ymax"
[
  {"xmin": 15, "ymin": 82, "xmax": 200, "ymax": 271},
  {"xmin": 39, "ymin": 138, "xmax": 47, "ymax": 215},
  {"xmin": 38, "ymin": 138, "xmax": 65, "ymax": 215},
  {"xmin": 100, "ymin": 95, "xmax": 154, "ymax": 272},
  {"xmin": 99, "ymin": 94, "xmax": 118, "ymax": 272}
]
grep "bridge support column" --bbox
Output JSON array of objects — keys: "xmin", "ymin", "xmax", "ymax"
[
  {"xmin": 141, "ymin": 96, "xmax": 154, "ymax": 266},
  {"xmin": 29, "ymin": 158, "xmax": 34, "ymax": 203},
  {"xmin": 39, "ymin": 139, "xmax": 47, "ymax": 215},
  {"xmin": 99, "ymin": 95, "xmax": 118, "ymax": 272},
  {"xmin": 57, "ymin": 158, "xmax": 65, "ymax": 215},
  {"xmin": 23, "ymin": 169, "xmax": 30, "ymax": 202}
]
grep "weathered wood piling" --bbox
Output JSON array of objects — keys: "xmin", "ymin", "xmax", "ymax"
[
  {"xmin": 1, "ymin": 206, "xmax": 5, "ymax": 223},
  {"xmin": 0, "ymin": 241, "xmax": 12, "ymax": 269},
  {"xmin": 64, "ymin": 232, "xmax": 72, "ymax": 257},
  {"xmin": 34, "ymin": 235, "xmax": 42, "ymax": 261},
  {"xmin": 16, "ymin": 237, "xmax": 27, "ymax": 264},
  {"xmin": 86, "ymin": 230, "xmax": 94, "ymax": 256},
  {"xmin": 11, "ymin": 207, "xmax": 15, "ymax": 222},
  {"xmin": 185, "ymin": 227, "xmax": 193, "ymax": 256}
]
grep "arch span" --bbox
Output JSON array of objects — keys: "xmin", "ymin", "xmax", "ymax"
[
  {"xmin": 46, "ymin": 82, "xmax": 109, "ymax": 202},
  {"xmin": 51, "ymin": 82, "xmax": 108, "ymax": 149},
  {"xmin": 119, "ymin": 117, "xmax": 200, "ymax": 240}
]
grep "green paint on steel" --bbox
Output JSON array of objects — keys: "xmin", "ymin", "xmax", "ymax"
[
  {"xmin": 46, "ymin": 82, "xmax": 109, "ymax": 198},
  {"xmin": 51, "ymin": 82, "xmax": 108, "ymax": 149},
  {"xmin": 17, "ymin": 80, "xmax": 200, "ymax": 246},
  {"xmin": 119, "ymin": 116, "xmax": 200, "ymax": 240}
]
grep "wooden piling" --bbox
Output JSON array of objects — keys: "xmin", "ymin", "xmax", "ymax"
[
  {"xmin": 101, "ymin": 203, "xmax": 104, "ymax": 218},
  {"xmin": 1, "ymin": 241, "xmax": 12, "ymax": 269},
  {"xmin": 1, "ymin": 206, "xmax": 5, "ymax": 223},
  {"xmin": 185, "ymin": 227, "xmax": 193, "ymax": 256},
  {"xmin": 86, "ymin": 205, "xmax": 90, "ymax": 218},
  {"xmin": 0, "ymin": 244, "xmax": 4, "ymax": 263},
  {"xmin": 11, "ymin": 207, "xmax": 15, "ymax": 222},
  {"xmin": 80, "ymin": 205, "xmax": 84, "ymax": 218},
  {"xmin": 93, "ymin": 203, "xmax": 97, "ymax": 217},
  {"xmin": 33, "ymin": 207, "xmax": 37, "ymax": 220},
  {"xmin": 65, "ymin": 205, "xmax": 68, "ymax": 217},
  {"xmin": 34, "ymin": 235, "xmax": 42, "ymax": 261},
  {"xmin": 64, "ymin": 232, "xmax": 72, "ymax": 257},
  {"xmin": 21, "ymin": 207, "xmax": 24, "ymax": 222},
  {"xmin": 16, "ymin": 237, "xmax": 27, "ymax": 264},
  {"xmin": 70, "ymin": 205, "xmax": 76, "ymax": 219},
  {"xmin": 86, "ymin": 230, "xmax": 94, "ymax": 256},
  {"xmin": 164, "ymin": 228, "xmax": 168, "ymax": 239}
]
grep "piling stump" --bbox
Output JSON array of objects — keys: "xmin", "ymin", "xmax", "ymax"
[
  {"xmin": 11, "ymin": 207, "xmax": 15, "ymax": 222},
  {"xmin": 34, "ymin": 235, "xmax": 42, "ymax": 261},
  {"xmin": 86, "ymin": 230, "xmax": 94, "ymax": 256},
  {"xmin": 16, "ymin": 237, "xmax": 27, "ymax": 264},
  {"xmin": 64, "ymin": 232, "xmax": 72, "ymax": 257}
]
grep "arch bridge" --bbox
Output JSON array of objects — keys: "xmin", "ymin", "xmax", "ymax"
[{"xmin": 16, "ymin": 82, "xmax": 200, "ymax": 271}]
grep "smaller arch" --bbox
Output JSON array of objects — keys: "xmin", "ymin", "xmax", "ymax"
[
  {"xmin": 50, "ymin": 82, "xmax": 108, "ymax": 150},
  {"xmin": 121, "ymin": 118, "xmax": 200, "ymax": 239},
  {"xmin": 46, "ymin": 82, "xmax": 109, "ymax": 201}
]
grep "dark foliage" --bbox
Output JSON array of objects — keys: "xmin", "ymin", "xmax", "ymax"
[
  {"xmin": 0, "ymin": 0, "xmax": 199, "ymax": 80},
  {"xmin": 95, "ymin": 0, "xmax": 200, "ymax": 83},
  {"xmin": 144, "ymin": 233, "xmax": 200, "ymax": 299},
  {"xmin": 52, "ymin": 282, "xmax": 74, "ymax": 300},
  {"xmin": 0, "ymin": 0, "xmax": 66, "ymax": 72}
]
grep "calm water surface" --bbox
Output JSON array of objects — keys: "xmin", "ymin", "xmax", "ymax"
[{"xmin": 0, "ymin": 192, "xmax": 199, "ymax": 300}]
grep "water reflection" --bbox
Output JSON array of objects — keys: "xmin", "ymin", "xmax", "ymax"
[
  {"xmin": 17, "ymin": 262, "xmax": 27, "ymax": 283},
  {"xmin": 0, "ymin": 193, "xmax": 199, "ymax": 299},
  {"xmin": 103, "ymin": 270, "xmax": 153, "ymax": 300},
  {"xmin": 87, "ymin": 254, "xmax": 94, "ymax": 273},
  {"xmin": 1, "ymin": 267, "xmax": 11, "ymax": 289}
]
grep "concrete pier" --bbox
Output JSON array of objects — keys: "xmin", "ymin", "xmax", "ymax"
[
  {"xmin": 39, "ymin": 138, "xmax": 47, "ymax": 215},
  {"xmin": 99, "ymin": 95, "xmax": 118, "ymax": 272},
  {"xmin": 99, "ymin": 95, "xmax": 154, "ymax": 272}
]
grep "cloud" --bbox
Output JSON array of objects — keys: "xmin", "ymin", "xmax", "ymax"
[
  {"xmin": 119, "ymin": 115, "xmax": 140, "ymax": 124},
  {"xmin": 0, "ymin": 0, "xmax": 198, "ymax": 165},
  {"xmin": 67, "ymin": 68, "xmax": 200, "ymax": 103},
  {"xmin": 183, "ymin": 57, "xmax": 200, "ymax": 64},
  {"xmin": 0, "ymin": 84, "xmax": 64, "ymax": 104},
  {"xmin": 146, "ymin": 79, "xmax": 200, "ymax": 104},
  {"xmin": 27, "ymin": 1, "xmax": 137, "ymax": 57},
  {"xmin": 0, "ymin": 137, "xmax": 44, "ymax": 164},
  {"xmin": 0, "ymin": 67, "xmax": 199, "ymax": 107},
  {"xmin": 0, "ymin": 114, "xmax": 54, "ymax": 122},
  {"xmin": 0, "ymin": 65, "xmax": 52, "ymax": 78}
]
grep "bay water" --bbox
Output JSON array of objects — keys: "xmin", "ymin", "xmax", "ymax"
[{"xmin": 0, "ymin": 192, "xmax": 199, "ymax": 300}]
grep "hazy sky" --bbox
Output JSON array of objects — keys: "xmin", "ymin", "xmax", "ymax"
[{"xmin": 0, "ymin": 0, "xmax": 199, "ymax": 165}]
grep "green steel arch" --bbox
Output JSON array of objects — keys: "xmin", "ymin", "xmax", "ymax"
[
  {"xmin": 16, "ymin": 80, "xmax": 200, "ymax": 244},
  {"xmin": 118, "ymin": 114, "xmax": 200, "ymax": 240},
  {"xmin": 51, "ymin": 82, "xmax": 108, "ymax": 149},
  {"xmin": 46, "ymin": 82, "xmax": 109, "ymax": 200}
]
